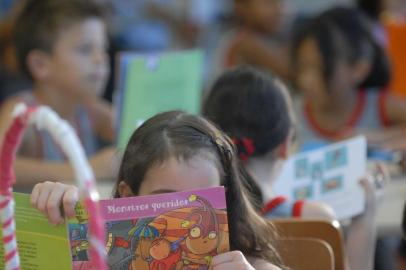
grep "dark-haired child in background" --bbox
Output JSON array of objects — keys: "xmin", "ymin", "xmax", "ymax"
[
  {"xmin": 204, "ymin": 66, "xmax": 380, "ymax": 270},
  {"xmin": 291, "ymin": 8, "xmax": 406, "ymax": 161}
]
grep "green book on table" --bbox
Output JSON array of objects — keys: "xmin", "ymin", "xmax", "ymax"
[{"xmin": 116, "ymin": 50, "xmax": 204, "ymax": 149}]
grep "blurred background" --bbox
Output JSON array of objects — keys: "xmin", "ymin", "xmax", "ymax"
[{"xmin": 1, "ymin": 1, "xmax": 406, "ymax": 269}]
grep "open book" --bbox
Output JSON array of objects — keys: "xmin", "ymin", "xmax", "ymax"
[
  {"xmin": 115, "ymin": 50, "xmax": 204, "ymax": 149},
  {"xmin": 273, "ymin": 136, "xmax": 367, "ymax": 220},
  {"xmin": 70, "ymin": 186, "xmax": 229, "ymax": 270},
  {"xmin": 0, "ymin": 187, "xmax": 229, "ymax": 270},
  {"xmin": 0, "ymin": 193, "xmax": 73, "ymax": 269}
]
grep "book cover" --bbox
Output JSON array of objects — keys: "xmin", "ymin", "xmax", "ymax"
[
  {"xmin": 0, "ymin": 193, "xmax": 73, "ymax": 270},
  {"xmin": 273, "ymin": 136, "xmax": 367, "ymax": 220},
  {"xmin": 70, "ymin": 186, "xmax": 229, "ymax": 270},
  {"xmin": 115, "ymin": 50, "xmax": 204, "ymax": 149}
]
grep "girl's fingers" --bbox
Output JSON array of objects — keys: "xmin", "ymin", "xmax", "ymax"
[
  {"xmin": 374, "ymin": 162, "xmax": 390, "ymax": 188},
  {"xmin": 212, "ymin": 251, "xmax": 254, "ymax": 270},
  {"xmin": 46, "ymin": 183, "xmax": 69, "ymax": 225},
  {"xmin": 30, "ymin": 182, "xmax": 79, "ymax": 225},
  {"xmin": 62, "ymin": 186, "xmax": 79, "ymax": 219},
  {"xmin": 35, "ymin": 182, "xmax": 53, "ymax": 217},
  {"xmin": 30, "ymin": 183, "xmax": 42, "ymax": 207},
  {"xmin": 212, "ymin": 261, "xmax": 239, "ymax": 270},
  {"xmin": 212, "ymin": 251, "xmax": 245, "ymax": 266}
]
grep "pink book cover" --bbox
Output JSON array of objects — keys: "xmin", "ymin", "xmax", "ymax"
[{"xmin": 69, "ymin": 186, "xmax": 229, "ymax": 270}]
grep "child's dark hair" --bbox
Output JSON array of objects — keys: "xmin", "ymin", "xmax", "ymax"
[
  {"xmin": 403, "ymin": 202, "xmax": 406, "ymax": 237},
  {"xmin": 357, "ymin": 0, "xmax": 384, "ymax": 20},
  {"xmin": 13, "ymin": 0, "xmax": 107, "ymax": 79},
  {"xmin": 292, "ymin": 7, "xmax": 390, "ymax": 90},
  {"xmin": 203, "ymin": 66, "xmax": 293, "ymax": 205},
  {"xmin": 291, "ymin": 16, "xmax": 347, "ymax": 89},
  {"xmin": 113, "ymin": 110, "xmax": 282, "ymax": 265},
  {"xmin": 204, "ymin": 66, "xmax": 292, "ymax": 159},
  {"xmin": 320, "ymin": 7, "xmax": 391, "ymax": 88}
]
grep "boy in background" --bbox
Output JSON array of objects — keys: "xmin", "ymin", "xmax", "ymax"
[{"xmin": 0, "ymin": 0, "xmax": 116, "ymax": 188}]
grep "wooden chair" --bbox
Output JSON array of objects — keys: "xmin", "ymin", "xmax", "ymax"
[
  {"xmin": 273, "ymin": 219, "xmax": 346, "ymax": 270},
  {"xmin": 274, "ymin": 237, "xmax": 334, "ymax": 270}
]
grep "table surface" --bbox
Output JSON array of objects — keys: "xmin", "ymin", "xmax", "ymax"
[{"xmin": 376, "ymin": 177, "xmax": 406, "ymax": 236}]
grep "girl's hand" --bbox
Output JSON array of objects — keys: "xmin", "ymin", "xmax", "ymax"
[
  {"xmin": 356, "ymin": 172, "xmax": 384, "ymax": 220},
  {"xmin": 211, "ymin": 251, "xmax": 255, "ymax": 270},
  {"xmin": 30, "ymin": 182, "xmax": 79, "ymax": 225}
]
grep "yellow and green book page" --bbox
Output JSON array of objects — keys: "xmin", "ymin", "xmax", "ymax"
[{"xmin": 0, "ymin": 192, "xmax": 72, "ymax": 270}]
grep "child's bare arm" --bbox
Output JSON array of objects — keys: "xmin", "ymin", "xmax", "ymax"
[
  {"xmin": 14, "ymin": 146, "xmax": 117, "ymax": 187},
  {"xmin": 385, "ymin": 94, "xmax": 406, "ymax": 126},
  {"xmin": 14, "ymin": 158, "xmax": 76, "ymax": 186},
  {"xmin": 345, "ymin": 177, "xmax": 379, "ymax": 270},
  {"xmin": 235, "ymin": 36, "xmax": 290, "ymax": 80},
  {"xmin": 86, "ymin": 98, "xmax": 115, "ymax": 142}
]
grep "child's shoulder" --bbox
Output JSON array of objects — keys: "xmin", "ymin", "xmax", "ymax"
[
  {"xmin": 0, "ymin": 91, "xmax": 42, "ymax": 153},
  {"xmin": 83, "ymin": 98, "xmax": 114, "ymax": 142},
  {"xmin": 382, "ymin": 92, "xmax": 406, "ymax": 125},
  {"xmin": 301, "ymin": 201, "xmax": 337, "ymax": 221},
  {"xmin": 0, "ymin": 90, "xmax": 36, "ymax": 109},
  {"xmin": 0, "ymin": 91, "xmax": 30, "ymax": 122},
  {"xmin": 0, "ymin": 92, "xmax": 30, "ymax": 143}
]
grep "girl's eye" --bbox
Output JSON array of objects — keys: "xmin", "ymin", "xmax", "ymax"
[
  {"xmin": 190, "ymin": 227, "xmax": 201, "ymax": 238},
  {"xmin": 208, "ymin": 232, "xmax": 217, "ymax": 239}
]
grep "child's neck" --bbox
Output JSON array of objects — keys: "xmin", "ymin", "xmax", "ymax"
[
  {"xmin": 239, "ymin": 22, "xmax": 269, "ymax": 37},
  {"xmin": 246, "ymin": 157, "xmax": 284, "ymax": 203},
  {"xmin": 33, "ymin": 83, "xmax": 79, "ymax": 120},
  {"xmin": 308, "ymin": 89, "xmax": 359, "ymax": 128}
]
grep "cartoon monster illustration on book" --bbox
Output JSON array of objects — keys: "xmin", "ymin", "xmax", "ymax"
[{"xmin": 70, "ymin": 187, "xmax": 229, "ymax": 270}]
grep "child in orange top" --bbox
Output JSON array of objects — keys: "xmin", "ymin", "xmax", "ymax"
[
  {"xmin": 212, "ymin": 0, "xmax": 290, "ymax": 80},
  {"xmin": 385, "ymin": 12, "xmax": 406, "ymax": 97},
  {"xmin": 0, "ymin": 0, "xmax": 116, "ymax": 187}
]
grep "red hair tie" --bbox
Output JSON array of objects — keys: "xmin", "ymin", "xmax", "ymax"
[{"xmin": 232, "ymin": 137, "xmax": 255, "ymax": 162}]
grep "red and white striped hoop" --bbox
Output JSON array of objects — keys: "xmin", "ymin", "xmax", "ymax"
[{"xmin": 0, "ymin": 103, "xmax": 107, "ymax": 270}]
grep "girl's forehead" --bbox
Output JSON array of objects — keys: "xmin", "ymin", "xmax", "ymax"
[{"xmin": 138, "ymin": 155, "xmax": 221, "ymax": 196}]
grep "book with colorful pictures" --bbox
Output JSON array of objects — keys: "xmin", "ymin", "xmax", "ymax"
[
  {"xmin": 272, "ymin": 136, "xmax": 367, "ymax": 220},
  {"xmin": 116, "ymin": 50, "xmax": 204, "ymax": 149},
  {"xmin": 70, "ymin": 186, "xmax": 229, "ymax": 270},
  {"xmin": 0, "ymin": 193, "xmax": 73, "ymax": 270}
]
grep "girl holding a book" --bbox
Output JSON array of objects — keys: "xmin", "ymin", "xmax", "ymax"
[{"xmin": 31, "ymin": 111, "xmax": 284, "ymax": 269}]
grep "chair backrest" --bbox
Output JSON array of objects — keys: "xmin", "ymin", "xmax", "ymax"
[
  {"xmin": 275, "ymin": 237, "xmax": 334, "ymax": 270},
  {"xmin": 273, "ymin": 219, "xmax": 346, "ymax": 270}
]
